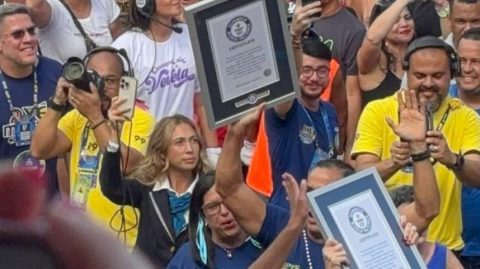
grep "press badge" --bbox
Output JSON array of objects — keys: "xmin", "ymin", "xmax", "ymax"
[
  {"xmin": 71, "ymin": 175, "xmax": 92, "ymax": 209},
  {"xmin": 14, "ymin": 116, "xmax": 36, "ymax": 146},
  {"xmin": 78, "ymin": 150, "xmax": 100, "ymax": 188}
]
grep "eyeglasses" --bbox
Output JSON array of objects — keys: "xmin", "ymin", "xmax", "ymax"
[
  {"xmin": 3, "ymin": 26, "xmax": 38, "ymax": 40},
  {"xmin": 202, "ymin": 200, "xmax": 223, "ymax": 216},
  {"xmin": 102, "ymin": 76, "xmax": 120, "ymax": 87},
  {"xmin": 301, "ymin": 66, "xmax": 330, "ymax": 79}
]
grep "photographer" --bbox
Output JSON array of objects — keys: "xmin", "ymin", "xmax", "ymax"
[{"xmin": 30, "ymin": 47, "xmax": 155, "ymax": 248}]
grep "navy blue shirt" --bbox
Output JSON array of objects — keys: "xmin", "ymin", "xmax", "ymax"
[
  {"xmin": 265, "ymin": 99, "xmax": 338, "ymax": 209},
  {"xmin": 257, "ymin": 203, "xmax": 325, "ymax": 269},
  {"xmin": 167, "ymin": 239, "xmax": 262, "ymax": 269},
  {"xmin": 450, "ymin": 86, "xmax": 480, "ymax": 257},
  {"xmin": 0, "ymin": 56, "xmax": 62, "ymax": 197}
]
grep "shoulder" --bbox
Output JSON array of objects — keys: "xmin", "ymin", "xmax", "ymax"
[
  {"xmin": 113, "ymin": 30, "xmax": 145, "ymax": 47},
  {"xmin": 37, "ymin": 56, "xmax": 62, "ymax": 71},
  {"xmin": 168, "ymin": 242, "xmax": 197, "ymax": 268},
  {"xmin": 132, "ymin": 107, "xmax": 156, "ymax": 126}
]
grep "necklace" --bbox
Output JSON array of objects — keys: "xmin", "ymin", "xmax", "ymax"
[
  {"xmin": 302, "ymin": 229, "xmax": 313, "ymax": 269},
  {"xmin": 220, "ymin": 246, "xmax": 233, "ymax": 259}
]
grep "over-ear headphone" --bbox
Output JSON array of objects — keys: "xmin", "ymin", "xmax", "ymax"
[
  {"xmin": 402, "ymin": 36, "xmax": 461, "ymax": 78},
  {"xmin": 83, "ymin": 46, "xmax": 134, "ymax": 77},
  {"xmin": 135, "ymin": 0, "xmax": 155, "ymax": 17}
]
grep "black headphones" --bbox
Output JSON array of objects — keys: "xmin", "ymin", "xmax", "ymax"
[
  {"xmin": 135, "ymin": 0, "xmax": 155, "ymax": 17},
  {"xmin": 83, "ymin": 46, "xmax": 134, "ymax": 77},
  {"xmin": 402, "ymin": 36, "xmax": 461, "ymax": 78}
]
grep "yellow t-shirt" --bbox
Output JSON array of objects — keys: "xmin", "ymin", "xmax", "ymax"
[
  {"xmin": 352, "ymin": 94, "xmax": 480, "ymax": 250},
  {"xmin": 58, "ymin": 107, "xmax": 155, "ymax": 247}
]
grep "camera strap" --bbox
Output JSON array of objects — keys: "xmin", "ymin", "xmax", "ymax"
[{"xmin": 60, "ymin": 0, "xmax": 98, "ymax": 52}]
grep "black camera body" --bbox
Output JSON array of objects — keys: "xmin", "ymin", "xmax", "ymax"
[{"xmin": 61, "ymin": 57, "xmax": 105, "ymax": 94}]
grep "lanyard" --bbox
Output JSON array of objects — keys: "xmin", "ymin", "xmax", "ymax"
[
  {"xmin": 0, "ymin": 68, "xmax": 38, "ymax": 119},
  {"xmin": 300, "ymin": 103, "xmax": 334, "ymax": 154},
  {"xmin": 79, "ymin": 125, "xmax": 102, "ymax": 172},
  {"xmin": 435, "ymin": 105, "xmax": 451, "ymax": 132}
]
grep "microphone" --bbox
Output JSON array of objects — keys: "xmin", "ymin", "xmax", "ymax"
[{"xmin": 149, "ymin": 16, "xmax": 183, "ymax": 34}]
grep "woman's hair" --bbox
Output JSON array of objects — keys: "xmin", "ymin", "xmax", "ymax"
[
  {"xmin": 188, "ymin": 171, "xmax": 216, "ymax": 268},
  {"xmin": 126, "ymin": 0, "xmax": 181, "ymax": 31},
  {"xmin": 368, "ymin": 0, "xmax": 415, "ymax": 72},
  {"xmin": 389, "ymin": 185, "xmax": 414, "ymax": 208},
  {"xmin": 131, "ymin": 114, "xmax": 212, "ymax": 185}
]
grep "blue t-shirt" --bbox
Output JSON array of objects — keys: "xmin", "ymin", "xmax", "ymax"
[
  {"xmin": 449, "ymin": 86, "xmax": 480, "ymax": 257},
  {"xmin": 265, "ymin": 99, "xmax": 338, "ymax": 209},
  {"xmin": 167, "ymin": 239, "xmax": 262, "ymax": 269},
  {"xmin": 0, "ymin": 56, "xmax": 62, "ymax": 197},
  {"xmin": 427, "ymin": 243, "xmax": 447, "ymax": 269},
  {"xmin": 257, "ymin": 203, "xmax": 325, "ymax": 269}
]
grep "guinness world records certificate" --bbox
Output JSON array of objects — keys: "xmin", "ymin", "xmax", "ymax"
[
  {"xmin": 307, "ymin": 168, "xmax": 427, "ymax": 269},
  {"xmin": 206, "ymin": 1, "xmax": 279, "ymax": 102}
]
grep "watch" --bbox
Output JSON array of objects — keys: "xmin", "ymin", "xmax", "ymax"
[
  {"xmin": 48, "ymin": 97, "xmax": 67, "ymax": 112},
  {"xmin": 450, "ymin": 154, "xmax": 465, "ymax": 171},
  {"xmin": 106, "ymin": 140, "xmax": 120, "ymax": 153}
]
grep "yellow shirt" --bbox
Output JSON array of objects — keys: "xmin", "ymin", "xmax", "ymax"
[
  {"xmin": 58, "ymin": 107, "xmax": 155, "ymax": 247},
  {"xmin": 352, "ymin": 94, "xmax": 480, "ymax": 250}
]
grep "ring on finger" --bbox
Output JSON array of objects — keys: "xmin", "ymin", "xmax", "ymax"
[{"xmin": 431, "ymin": 145, "xmax": 438, "ymax": 152}]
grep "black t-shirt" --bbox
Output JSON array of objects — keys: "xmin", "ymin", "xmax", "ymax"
[{"xmin": 411, "ymin": 1, "xmax": 442, "ymax": 38}]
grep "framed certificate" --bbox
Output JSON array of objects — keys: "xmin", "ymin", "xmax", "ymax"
[
  {"xmin": 307, "ymin": 168, "xmax": 426, "ymax": 269},
  {"xmin": 185, "ymin": 0, "xmax": 299, "ymax": 128}
]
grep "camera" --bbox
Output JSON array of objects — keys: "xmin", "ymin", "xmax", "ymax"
[{"xmin": 61, "ymin": 57, "xmax": 105, "ymax": 93}]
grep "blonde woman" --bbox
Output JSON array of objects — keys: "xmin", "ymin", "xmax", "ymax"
[{"xmin": 100, "ymin": 114, "xmax": 212, "ymax": 268}]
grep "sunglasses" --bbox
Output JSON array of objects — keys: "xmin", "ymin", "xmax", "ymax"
[{"xmin": 3, "ymin": 26, "xmax": 38, "ymax": 40}]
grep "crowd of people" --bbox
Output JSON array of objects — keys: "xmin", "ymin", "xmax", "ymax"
[{"xmin": 0, "ymin": 0, "xmax": 480, "ymax": 268}]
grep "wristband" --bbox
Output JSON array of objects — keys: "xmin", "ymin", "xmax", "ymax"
[
  {"xmin": 48, "ymin": 97, "xmax": 67, "ymax": 112},
  {"xmin": 411, "ymin": 150, "xmax": 431, "ymax": 162},
  {"xmin": 91, "ymin": 119, "xmax": 108, "ymax": 130}
]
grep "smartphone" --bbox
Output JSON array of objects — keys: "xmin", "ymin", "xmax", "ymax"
[
  {"xmin": 118, "ymin": 76, "xmax": 138, "ymax": 120},
  {"xmin": 0, "ymin": 221, "xmax": 61, "ymax": 269},
  {"xmin": 302, "ymin": 0, "xmax": 322, "ymax": 17}
]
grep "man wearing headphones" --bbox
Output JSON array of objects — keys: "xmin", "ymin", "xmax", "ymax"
[
  {"xmin": 30, "ymin": 47, "xmax": 155, "ymax": 248},
  {"xmin": 352, "ymin": 36, "xmax": 480, "ymax": 252}
]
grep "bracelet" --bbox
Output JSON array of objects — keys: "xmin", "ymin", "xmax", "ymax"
[
  {"xmin": 411, "ymin": 150, "xmax": 431, "ymax": 162},
  {"xmin": 48, "ymin": 97, "xmax": 67, "ymax": 112},
  {"xmin": 91, "ymin": 119, "xmax": 108, "ymax": 130}
]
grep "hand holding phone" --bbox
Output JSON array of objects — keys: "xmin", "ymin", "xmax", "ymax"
[
  {"xmin": 117, "ymin": 76, "xmax": 138, "ymax": 120},
  {"xmin": 302, "ymin": 0, "xmax": 322, "ymax": 17}
]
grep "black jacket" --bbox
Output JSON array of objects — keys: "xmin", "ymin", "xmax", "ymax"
[{"xmin": 100, "ymin": 151, "xmax": 189, "ymax": 269}]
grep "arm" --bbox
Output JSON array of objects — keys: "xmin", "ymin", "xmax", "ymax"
[
  {"xmin": 193, "ymin": 93, "xmax": 218, "ymax": 148},
  {"xmin": 355, "ymin": 154, "xmax": 402, "ymax": 180},
  {"xmin": 446, "ymin": 248, "xmax": 464, "ymax": 269},
  {"xmin": 25, "ymin": 0, "xmax": 52, "ymax": 29},
  {"xmin": 109, "ymin": 18, "xmax": 124, "ymax": 40},
  {"xmin": 99, "ymin": 150, "xmax": 143, "ymax": 207},
  {"xmin": 330, "ymin": 69, "xmax": 347, "ymax": 155},
  {"xmin": 345, "ymin": 75, "xmax": 362, "ymax": 160},
  {"xmin": 357, "ymin": 0, "xmax": 413, "ymax": 74},
  {"xmin": 215, "ymin": 105, "xmax": 266, "ymax": 236},
  {"xmin": 30, "ymin": 79, "xmax": 72, "ymax": 159},
  {"xmin": 248, "ymin": 174, "xmax": 308, "ymax": 269},
  {"xmin": 274, "ymin": 0, "xmax": 322, "ymax": 119}
]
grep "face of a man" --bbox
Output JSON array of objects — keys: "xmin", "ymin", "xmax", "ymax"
[
  {"xmin": 299, "ymin": 54, "xmax": 330, "ymax": 101},
  {"xmin": 0, "ymin": 14, "xmax": 38, "ymax": 69},
  {"xmin": 457, "ymin": 38, "xmax": 480, "ymax": 95},
  {"xmin": 450, "ymin": 1, "xmax": 480, "ymax": 47},
  {"xmin": 406, "ymin": 48, "xmax": 451, "ymax": 112},
  {"xmin": 306, "ymin": 166, "xmax": 344, "ymax": 241}
]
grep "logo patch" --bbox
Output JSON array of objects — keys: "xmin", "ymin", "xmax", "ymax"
[
  {"xmin": 348, "ymin": 206, "xmax": 372, "ymax": 234},
  {"xmin": 226, "ymin": 16, "xmax": 252, "ymax": 42}
]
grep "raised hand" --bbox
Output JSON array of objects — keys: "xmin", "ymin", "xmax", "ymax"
[
  {"xmin": 290, "ymin": 0, "xmax": 322, "ymax": 37},
  {"xmin": 229, "ymin": 103, "xmax": 265, "ymax": 137},
  {"xmin": 322, "ymin": 239, "xmax": 350, "ymax": 269},
  {"xmin": 386, "ymin": 90, "xmax": 427, "ymax": 142},
  {"xmin": 283, "ymin": 173, "xmax": 308, "ymax": 231}
]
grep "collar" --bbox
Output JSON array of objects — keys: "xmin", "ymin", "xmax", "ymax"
[{"xmin": 152, "ymin": 174, "xmax": 199, "ymax": 196}]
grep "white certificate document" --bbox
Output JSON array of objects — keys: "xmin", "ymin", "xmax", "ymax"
[
  {"xmin": 329, "ymin": 190, "xmax": 410, "ymax": 269},
  {"xmin": 206, "ymin": 0, "xmax": 279, "ymax": 102}
]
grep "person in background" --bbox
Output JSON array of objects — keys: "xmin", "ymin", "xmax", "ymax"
[
  {"xmin": 0, "ymin": 3, "xmax": 62, "ymax": 199},
  {"xmin": 357, "ymin": 0, "xmax": 416, "ymax": 107},
  {"xmin": 449, "ymin": 27, "xmax": 480, "ymax": 269},
  {"xmin": 100, "ymin": 114, "xmax": 212, "ymax": 268},
  {"xmin": 446, "ymin": 0, "xmax": 480, "ymax": 49}
]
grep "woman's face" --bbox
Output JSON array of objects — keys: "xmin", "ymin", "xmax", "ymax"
[
  {"xmin": 201, "ymin": 187, "xmax": 244, "ymax": 242},
  {"xmin": 155, "ymin": 0, "xmax": 183, "ymax": 18},
  {"xmin": 164, "ymin": 122, "xmax": 200, "ymax": 173},
  {"xmin": 386, "ymin": 9, "xmax": 415, "ymax": 45}
]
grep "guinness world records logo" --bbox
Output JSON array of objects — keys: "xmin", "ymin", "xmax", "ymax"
[
  {"xmin": 226, "ymin": 16, "xmax": 252, "ymax": 42},
  {"xmin": 348, "ymin": 206, "xmax": 372, "ymax": 234}
]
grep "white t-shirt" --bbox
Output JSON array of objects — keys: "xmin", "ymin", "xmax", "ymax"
[
  {"xmin": 39, "ymin": 0, "xmax": 120, "ymax": 63},
  {"xmin": 112, "ymin": 26, "xmax": 200, "ymax": 121}
]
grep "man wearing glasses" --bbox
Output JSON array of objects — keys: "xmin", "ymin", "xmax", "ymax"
[
  {"xmin": 30, "ymin": 47, "xmax": 155, "ymax": 248},
  {"xmin": 0, "ymin": 4, "xmax": 62, "ymax": 198},
  {"xmin": 247, "ymin": 37, "xmax": 339, "ymax": 210}
]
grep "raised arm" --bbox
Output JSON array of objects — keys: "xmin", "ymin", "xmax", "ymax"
[
  {"xmin": 357, "ymin": 0, "xmax": 414, "ymax": 75},
  {"xmin": 386, "ymin": 90, "xmax": 439, "ymax": 232},
  {"xmin": 274, "ymin": 0, "xmax": 322, "ymax": 119},
  {"xmin": 215, "ymin": 105, "xmax": 266, "ymax": 236},
  {"xmin": 25, "ymin": 0, "xmax": 52, "ymax": 29},
  {"xmin": 248, "ymin": 173, "xmax": 308, "ymax": 269}
]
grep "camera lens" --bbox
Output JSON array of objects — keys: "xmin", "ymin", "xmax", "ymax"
[{"xmin": 63, "ymin": 62, "xmax": 85, "ymax": 81}]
